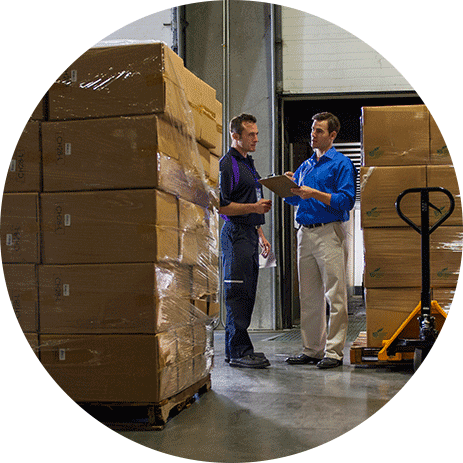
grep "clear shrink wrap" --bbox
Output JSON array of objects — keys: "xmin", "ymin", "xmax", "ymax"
[
  {"xmin": 1, "ymin": 41, "xmax": 220, "ymax": 404},
  {"xmin": 39, "ymin": 329, "xmax": 214, "ymax": 403},
  {"xmin": 360, "ymin": 165, "xmax": 462, "ymax": 228},
  {"xmin": 363, "ymin": 226, "xmax": 462, "ymax": 288}
]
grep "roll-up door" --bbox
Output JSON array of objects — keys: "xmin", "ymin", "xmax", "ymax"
[{"xmin": 281, "ymin": 7, "xmax": 413, "ymax": 95}]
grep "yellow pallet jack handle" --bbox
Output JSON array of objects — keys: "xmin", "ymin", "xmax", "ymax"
[{"xmin": 377, "ymin": 301, "xmax": 447, "ymax": 362}]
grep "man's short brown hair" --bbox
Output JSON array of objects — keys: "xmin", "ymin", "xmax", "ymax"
[
  {"xmin": 230, "ymin": 113, "xmax": 257, "ymax": 136},
  {"xmin": 312, "ymin": 112, "xmax": 341, "ymax": 135}
]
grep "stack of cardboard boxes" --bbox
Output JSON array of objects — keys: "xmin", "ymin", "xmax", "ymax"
[
  {"xmin": 1, "ymin": 43, "xmax": 222, "ymax": 403},
  {"xmin": 361, "ymin": 105, "xmax": 462, "ymax": 348}
]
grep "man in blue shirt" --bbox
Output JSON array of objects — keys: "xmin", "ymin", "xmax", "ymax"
[
  {"xmin": 284, "ymin": 112, "xmax": 356, "ymax": 369},
  {"xmin": 219, "ymin": 113, "xmax": 272, "ymax": 369}
]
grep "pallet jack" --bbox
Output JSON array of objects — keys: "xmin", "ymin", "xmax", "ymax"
[{"xmin": 377, "ymin": 187, "xmax": 455, "ymax": 371}]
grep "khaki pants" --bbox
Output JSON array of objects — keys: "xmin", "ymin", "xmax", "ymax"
[{"xmin": 297, "ymin": 221, "xmax": 348, "ymax": 360}]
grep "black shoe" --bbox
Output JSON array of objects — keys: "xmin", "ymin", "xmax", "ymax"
[
  {"xmin": 229, "ymin": 354, "xmax": 270, "ymax": 369},
  {"xmin": 285, "ymin": 354, "xmax": 321, "ymax": 365},
  {"xmin": 316, "ymin": 357, "xmax": 343, "ymax": 369},
  {"xmin": 225, "ymin": 352, "xmax": 266, "ymax": 364}
]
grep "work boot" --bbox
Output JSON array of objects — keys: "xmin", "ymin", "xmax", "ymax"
[{"xmin": 229, "ymin": 354, "xmax": 270, "ymax": 369}]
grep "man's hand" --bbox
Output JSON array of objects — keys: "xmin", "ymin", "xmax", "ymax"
[
  {"xmin": 290, "ymin": 185, "xmax": 317, "ymax": 199},
  {"xmin": 218, "ymin": 199, "xmax": 272, "ymax": 217},
  {"xmin": 259, "ymin": 235, "xmax": 271, "ymax": 258},
  {"xmin": 285, "ymin": 171, "xmax": 295, "ymax": 182},
  {"xmin": 254, "ymin": 199, "xmax": 272, "ymax": 214},
  {"xmin": 257, "ymin": 227, "xmax": 271, "ymax": 258},
  {"xmin": 290, "ymin": 186, "xmax": 332, "ymax": 206}
]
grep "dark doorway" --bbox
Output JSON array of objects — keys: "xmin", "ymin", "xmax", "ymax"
[{"xmin": 278, "ymin": 92, "xmax": 423, "ymax": 329}]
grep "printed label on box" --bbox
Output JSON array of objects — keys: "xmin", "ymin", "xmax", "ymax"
[{"xmin": 63, "ymin": 284, "xmax": 70, "ymax": 296}]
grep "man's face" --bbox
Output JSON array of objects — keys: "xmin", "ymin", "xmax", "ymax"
[
  {"xmin": 235, "ymin": 121, "xmax": 259, "ymax": 153},
  {"xmin": 311, "ymin": 119, "xmax": 336, "ymax": 152}
]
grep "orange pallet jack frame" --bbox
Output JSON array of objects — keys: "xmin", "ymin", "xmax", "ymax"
[
  {"xmin": 377, "ymin": 300, "xmax": 447, "ymax": 368},
  {"xmin": 352, "ymin": 187, "xmax": 454, "ymax": 371}
]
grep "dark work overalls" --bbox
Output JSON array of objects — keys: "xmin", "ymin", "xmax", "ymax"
[{"xmin": 219, "ymin": 147, "xmax": 265, "ymax": 360}]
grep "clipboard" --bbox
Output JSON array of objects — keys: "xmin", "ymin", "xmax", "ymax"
[{"xmin": 259, "ymin": 175, "xmax": 298, "ymax": 198}]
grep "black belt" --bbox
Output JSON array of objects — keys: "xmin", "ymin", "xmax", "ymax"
[
  {"xmin": 300, "ymin": 221, "xmax": 339, "ymax": 229},
  {"xmin": 302, "ymin": 223, "xmax": 324, "ymax": 229}
]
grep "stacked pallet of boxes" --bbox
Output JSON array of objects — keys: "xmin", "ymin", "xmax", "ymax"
[
  {"xmin": 1, "ymin": 42, "xmax": 222, "ymax": 405},
  {"xmin": 1, "ymin": 101, "xmax": 44, "ymax": 358},
  {"xmin": 361, "ymin": 105, "xmax": 462, "ymax": 349}
]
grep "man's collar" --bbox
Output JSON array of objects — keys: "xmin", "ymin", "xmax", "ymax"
[
  {"xmin": 230, "ymin": 147, "xmax": 252, "ymax": 161},
  {"xmin": 311, "ymin": 146, "xmax": 336, "ymax": 162}
]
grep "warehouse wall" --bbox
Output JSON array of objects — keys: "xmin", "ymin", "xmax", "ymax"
[{"xmin": 97, "ymin": 9, "xmax": 174, "ymax": 47}]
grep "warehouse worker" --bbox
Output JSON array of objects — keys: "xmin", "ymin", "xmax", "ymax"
[
  {"xmin": 284, "ymin": 112, "xmax": 356, "ymax": 369},
  {"xmin": 219, "ymin": 113, "xmax": 272, "ymax": 369}
]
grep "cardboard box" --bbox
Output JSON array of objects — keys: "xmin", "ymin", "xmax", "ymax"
[
  {"xmin": 191, "ymin": 298, "xmax": 208, "ymax": 317},
  {"xmin": 430, "ymin": 226, "xmax": 462, "ymax": 287},
  {"xmin": 210, "ymin": 99, "xmax": 223, "ymax": 157},
  {"xmin": 41, "ymin": 189, "xmax": 178, "ymax": 264},
  {"xmin": 363, "ymin": 226, "xmax": 462, "ymax": 288},
  {"xmin": 209, "ymin": 153, "xmax": 220, "ymax": 186},
  {"xmin": 179, "ymin": 197, "xmax": 208, "ymax": 232},
  {"xmin": 208, "ymin": 301, "xmax": 220, "ymax": 317},
  {"xmin": 427, "ymin": 165, "xmax": 462, "ymax": 226},
  {"xmin": 25, "ymin": 333, "xmax": 39, "ymax": 356},
  {"xmin": 197, "ymin": 142, "xmax": 211, "ymax": 178},
  {"xmin": 194, "ymin": 352, "xmax": 213, "ymax": 382},
  {"xmin": 40, "ymin": 334, "xmax": 181, "ymax": 402},
  {"xmin": 39, "ymin": 263, "xmax": 193, "ymax": 333},
  {"xmin": 157, "ymin": 152, "xmax": 209, "ymax": 208},
  {"xmin": 361, "ymin": 105, "xmax": 429, "ymax": 166},
  {"xmin": 48, "ymin": 43, "xmax": 187, "ymax": 123},
  {"xmin": 180, "ymin": 230, "xmax": 211, "ymax": 266},
  {"xmin": 364, "ymin": 227, "xmax": 420, "ymax": 288},
  {"xmin": 193, "ymin": 108, "xmax": 221, "ymax": 149},
  {"xmin": 182, "ymin": 68, "xmax": 222, "ymax": 149},
  {"xmin": 365, "ymin": 287, "xmax": 450, "ymax": 347},
  {"xmin": 42, "ymin": 115, "xmax": 192, "ymax": 191},
  {"xmin": 30, "ymin": 97, "xmax": 47, "ymax": 121},
  {"xmin": 360, "ymin": 166, "xmax": 426, "ymax": 228},
  {"xmin": 182, "ymin": 67, "xmax": 217, "ymax": 115},
  {"xmin": 1, "ymin": 193, "xmax": 40, "ymax": 263},
  {"xmin": 3, "ymin": 263, "xmax": 38, "ymax": 332},
  {"xmin": 430, "ymin": 114, "xmax": 451, "ymax": 165},
  {"xmin": 4, "ymin": 121, "xmax": 41, "ymax": 193},
  {"xmin": 434, "ymin": 287, "xmax": 458, "ymax": 313}
]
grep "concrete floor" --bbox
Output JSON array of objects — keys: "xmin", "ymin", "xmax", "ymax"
[{"xmin": 117, "ymin": 322, "xmax": 414, "ymax": 462}]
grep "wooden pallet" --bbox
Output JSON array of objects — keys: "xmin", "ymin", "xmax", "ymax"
[
  {"xmin": 350, "ymin": 332, "xmax": 413, "ymax": 366},
  {"xmin": 78, "ymin": 375, "xmax": 211, "ymax": 431}
]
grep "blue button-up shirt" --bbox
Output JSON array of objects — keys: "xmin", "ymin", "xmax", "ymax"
[{"xmin": 284, "ymin": 147, "xmax": 357, "ymax": 225}]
